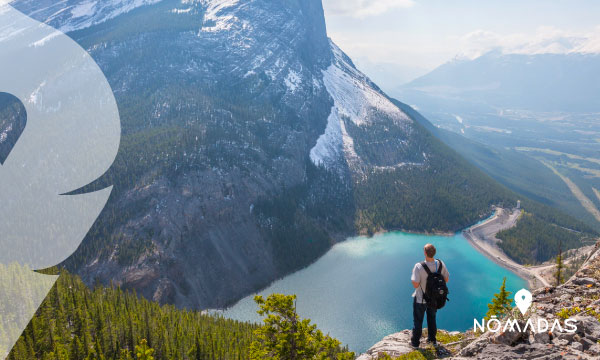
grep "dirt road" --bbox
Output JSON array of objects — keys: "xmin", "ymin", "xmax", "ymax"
[{"xmin": 463, "ymin": 208, "xmax": 551, "ymax": 289}]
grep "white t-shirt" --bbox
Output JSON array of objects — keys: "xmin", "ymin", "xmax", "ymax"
[{"xmin": 411, "ymin": 259, "xmax": 449, "ymax": 304}]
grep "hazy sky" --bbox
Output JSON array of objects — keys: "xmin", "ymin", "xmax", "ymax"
[{"xmin": 322, "ymin": 0, "xmax": 600, "ymax": 87}]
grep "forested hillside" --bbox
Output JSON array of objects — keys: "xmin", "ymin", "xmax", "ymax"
[
  {"xmin": 394, "ymin": 99, "xmax": 600, "ymax": 264},
  {"xmin": 7, "ymin": 270, "xmax": 256, "ymax": 360},
  {"xmin": 352, "ymin": 117, "xmax": 516, "ymax": 234},
  {"xmin": 497, "ymin": 200, "xmax": 598, "ymax": 264},
  {"xmin": 8, "ymin": 0, "xmax": 536, "ymax": 310}
]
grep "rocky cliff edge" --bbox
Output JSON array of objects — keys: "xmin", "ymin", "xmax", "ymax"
[{"xmin": 358, "ymin": 243, "xmax": 600, "ymax": 360}]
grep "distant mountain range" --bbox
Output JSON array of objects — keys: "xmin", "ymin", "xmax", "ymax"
[
  {"xmin": 393, "ymin": 49, "xmax": 600, "ymax": 231},
  {"xmin": 397, "ymin": 50, "xmax": 600, "ymax": 112}
]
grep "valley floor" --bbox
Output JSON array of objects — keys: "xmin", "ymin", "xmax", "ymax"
[{"xmin": 463, "ymin": 208, "xmax": 551, "ymax": 289}]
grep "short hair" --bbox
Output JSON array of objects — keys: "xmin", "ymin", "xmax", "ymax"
[{"xmin": 424, "ymin": 244, "xmax": 436, "ymax": 258}]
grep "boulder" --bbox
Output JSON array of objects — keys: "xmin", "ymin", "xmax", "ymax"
[
  {"xmin": 572, "ymin": 315, "xmax": 600, "ymax": 340},
  {"xmin": 580, "ymin": 337, "xmax": 594, "ymax": 350},
  {"xmin": 555, "ymin": 331, "xmax": 575, "ymax": 342},
  {"xmin": 492, "ymin": 320, "xmax": 527, "ymax": 346},
  {"xmin": 588, "ymin": 343, "xmax": 600, "ymax": 356},
  {"xmin": 559, "ymin": 294, "xmax": 571, "ymax": 302},
  {"xmin": 458, "ymin": 337, "xmax": 490, "ymax": 357},
  {"xmin": 551, "ymin": 338, "xmax": 569, "ymax": 346},
  {"xmin": 573, "ymin": 278, "xmax": 596, "ymax": 285},
  {"xmin": 355, "ymin": 330, "xmax": 415, "ymax": 360},
  {"xmin": 471, "ymin": 343, "xmax": 563, "ymax": 360},
  {"xmin": 532, "ymin": 331, "xmax": 550, "ymax": 344}
]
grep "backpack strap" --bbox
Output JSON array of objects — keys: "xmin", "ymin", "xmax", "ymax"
[
  {"xmin": 421, "ymin": 261, "xmax": 443, "ymax": 275},
  {"xmin": 420, "ymin": 261, "xmax": 432, "ymax": 276},
  {"xmin": 436, "ymin": 260, "xmax": 443, "ymax": 274}
]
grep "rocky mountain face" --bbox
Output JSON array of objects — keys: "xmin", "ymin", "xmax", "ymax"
[
  {"xmin": 10, "ymin": 0, "xmax": 163, "ymax": 33},
  {"xmin": 10, "ymin": 0, "xmax": 515, "ymax": 309},
  {"xmin": 358, "ymin": 243, "xmax": 600, "ymax": 359}
]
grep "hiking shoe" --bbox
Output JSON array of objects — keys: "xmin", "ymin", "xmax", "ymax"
[
  {"xmin": 427, "ymin": 339, "xmax": 437, "ymax": 346},
  {"xmin": 410, "ymin": 342, "xmax": 420, "ymax": 349}
]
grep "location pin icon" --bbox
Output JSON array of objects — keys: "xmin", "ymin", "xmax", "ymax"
[{"xmin": 515, "ymin": 289, "xmax": 532, "ymax": 315}]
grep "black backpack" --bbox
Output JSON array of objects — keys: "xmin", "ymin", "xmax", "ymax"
[{"xmin": 421, "ymin": 260, "xmax": 449, "ymax": 310}]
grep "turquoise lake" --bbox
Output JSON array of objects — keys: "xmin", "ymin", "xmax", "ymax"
[{"xmin": 221, "ymin": 231, "xmax": 527, "ymax": 353}]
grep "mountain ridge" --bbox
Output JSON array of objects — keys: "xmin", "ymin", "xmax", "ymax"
[
  {"xmin": 8, "ymin": 0, "xmax": 562, "ymax": 310},
  {"xmin": 399, "ymin": 50, "xmax": 600, "ymax": 112}
]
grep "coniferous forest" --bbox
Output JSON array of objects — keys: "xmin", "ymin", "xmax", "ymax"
[
  {"xmin": 5, "ymin": 269, "xmax": 354, "ymax": 360},
  {"xmin": 497, "ymin": 200, "xmax": 599, "ymax": 264},
  {"xmin": 7, "ymin": 270, "xmax": 256, "ymax": 360}
]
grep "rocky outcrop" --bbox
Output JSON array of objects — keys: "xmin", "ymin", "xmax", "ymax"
[
  {"xmin": 358, "ymin": 243, "xmax": 600, "ymax": 359},
  {"xmin": 356, "ymin": 331, "xmax": 414, "ymax": 360},
  {"xmin": 356, "ymin": 330, "xmax": 455, "ymax": 360}
]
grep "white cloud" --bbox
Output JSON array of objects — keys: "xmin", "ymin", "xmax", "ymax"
[
  {"xmin": 456, "ymin": 26, "xmax": 600, "ymax": 59},
  {"xmin": 324, "ymin": 0, "xmax": 414, "ymax": 18}
]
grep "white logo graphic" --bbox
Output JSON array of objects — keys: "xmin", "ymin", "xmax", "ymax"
[
  {"xmin": 514, "ymin": 288, "xmax": 533, "ymax": 315},
  {"xmin": 474, "ymin": 287, "xmax": 577, "ymax": 334},
  {"xmin": 0, "ymin": 2, "xmax": 120, "ymax": 358}
]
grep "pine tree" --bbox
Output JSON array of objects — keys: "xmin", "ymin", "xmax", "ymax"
[
  {"xmin": 135, "ymin": 339, "xmax": 154, "ymax": 360},
  {"xmin": 119, "ymin": 349, "xmax": 133, "ymax": 360},
  {"xmin": 485, "ymin": 277, "xmax": 513, "ymax": 319},
  {"xmin": 249, "ymin": 294, "xmax": 354, "ymax": 360},
  {"xmin": 555, "ymin": 240, "xmax": 564, "ymax": 285}
]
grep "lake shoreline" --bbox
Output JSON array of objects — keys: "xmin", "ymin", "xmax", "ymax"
[
  {"xmin": 220, "ymin": 226, "xmax": 529, "ymax": 353},
  {"xmin": 215, "ymin": 209, "xmax": 527, "ymax": 312},
  {"xmin": 462, "ymin": 208, "xmax": 549, "ymax": 289},
  {"xmin": 385, "ymin": 208, "xmax": 541, "ymax": 289}
]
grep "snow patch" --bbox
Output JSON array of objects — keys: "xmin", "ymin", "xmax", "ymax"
[
  {"xmin": 29, "ymin": 31, "xmax": 61, "ymax": 47},
  {"xmin": 71, "ymin": 1, "xmax": 97, "ymax": 18},
  {"xmin": 324, "ymin": 43, "xmax": 409, "ymax": 127},
  {"xmin": 171, "ymin": 7, "xmax": 193, "ymax": 14},
  {"xmin": 41, "ymin": 0, "xmax": 164, "ymax": 32},
  {"xmin": 201, "ymin": 0, "xmax": 240, "ymax": 32},
  {"xmin": 284, "ymin": 70, "xmax": 302, "ymax": 93},
  {"xmin": 29, "ymin": 81, "xmax": 46, "ymax": 106},
  {"xmin": 310, "ymin": 41, "xmax": 413, "ymax": 170},
  {"xmin": 312, "ymin": 77, "xmax": 322, "ymax": 90},
  {"xmin": 0, "ymin": 124, "xmax": 12, "ymax": 143},
  {"xmin": 11, "ymin": 0, "xmax": 167, "ymax": 32},
  {"xmin": 310, "ymin": 105, "xmax": 344, "ymax": 168}
]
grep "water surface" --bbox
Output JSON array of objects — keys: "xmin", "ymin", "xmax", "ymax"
[{"xmin": 222, "ymin": 231, "xmax": 527, "ymax": 353}]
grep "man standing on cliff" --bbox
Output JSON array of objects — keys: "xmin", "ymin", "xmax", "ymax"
[{"xmin": 410, "ymin": 243, "xmax": 450, "ymax": 348}]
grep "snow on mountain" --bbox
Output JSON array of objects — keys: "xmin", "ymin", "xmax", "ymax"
[
  {"xmin": 310, "ymin": 41, "xmax": 414, "ymax": 171},
  {"xmin": 455, "ymin": 27, "xmax": 600, "ymax": 61},
  {"xmin": 6, "ymin": 0, "xmax": 451, "ymax": 310},
  {"xmin": 284, "ymin": 70, "xmax": 302, "ymax": 93},
  {"xmin": 200, "ymin": 0, "xmax": 240, "ymax": 32},
  {"xmin": 11, "ymin": 0, "xmax": 162, "ymax": 32}
]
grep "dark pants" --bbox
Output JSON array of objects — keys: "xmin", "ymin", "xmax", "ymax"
[{"xmin": 411, "ymin": 298, "xmax": 437, "ymax": 346}]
